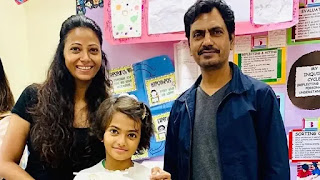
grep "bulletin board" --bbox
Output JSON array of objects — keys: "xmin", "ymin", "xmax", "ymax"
[
  {"xmin": 104, "ymin": 0, "xmax": 299, "ymax": 45},
  {"xmin": 109, "ymin": 55, "xmax": 176, "ymax": 159}
]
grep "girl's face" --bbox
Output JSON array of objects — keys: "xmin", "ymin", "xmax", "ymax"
[
  {"xmin": 63, "ymin": 27, "xmax": 102, "ymax": 84},
  {"xmin": 103, "ymin": 111, "xmax": 141, "ymax": 163}
]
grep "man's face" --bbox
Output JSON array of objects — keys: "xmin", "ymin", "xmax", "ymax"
[{"xmin": 189, "ymin": 8, "xmax": 234, "ymax": 70}]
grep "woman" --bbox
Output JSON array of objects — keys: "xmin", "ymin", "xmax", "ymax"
[
  {"xmin": 0, "ymin": 15, "xmax": 111, "ymax": 179},
  {"xmin": 0, "ymin": 57, "xmax": 15, "ymax": 147},
  {"xmin": 0, "ymin": 58, "xmax": 14, "ymax": 118}
]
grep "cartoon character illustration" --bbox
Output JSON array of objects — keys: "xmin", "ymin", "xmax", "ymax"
[
  {"xmin": 76, "ymin": 0, "xmax": 86, "ymax": 14},
  {"xmin": 85, "ymin": 1, "xmax": 93, "ymax": 9},
  {"xmin": 90, "ymin": 0, "xmax": 104, "ymax": 8},
  {"xmin": 150, "ymin": 89, "xmax": 160, "ymax": 104},
  {"xmin": 76, "ymin": 5, "xmax": 86, "ymax": 15},
  {"xmin": 157, "ymin": 125, "xmax": 167, "ymax": 140}
]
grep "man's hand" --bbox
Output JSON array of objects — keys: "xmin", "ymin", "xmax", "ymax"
[{"xmin": 150, "ymin": 167, "xmax": 171, "ymax": 180}]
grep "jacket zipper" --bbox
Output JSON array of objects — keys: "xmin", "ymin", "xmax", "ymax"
[{"xmin": 185, "ymin": 100, "xmax": 192, "ymax": 180}]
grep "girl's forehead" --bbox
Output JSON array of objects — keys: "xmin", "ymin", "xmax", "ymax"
[{"xmin": 107, "ymin": 111, "xmax": 141, "ymax": 131}]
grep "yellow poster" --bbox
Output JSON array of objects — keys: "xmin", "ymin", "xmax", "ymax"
[
  {"xmin": 109, "ymin": 66, "xmax": 136, "ymax": 94},
  {"xmin": 132, "ymin": 149, "xmax": 149, "ymax": 160},
  {"xmin": 145, "ymin": 73, "xmax": 177, "ymax": 107},
  {"xmin": 153, "ymin": 112, "xmax": 170, "ymax": 142},
  {"xmin": 234, "ymin": 47, "xmax": 286, "ymax": 85}
]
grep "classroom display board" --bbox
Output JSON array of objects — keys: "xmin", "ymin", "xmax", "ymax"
[
  {"xmin": 103, "ymin": 0, "xmax": 299, "ymax": 45},
  {"xmin": 80, "ymin": 0, "xmax": 320, "ymax": 178},
  {"xmin": 109, "ymin": 55, "xmax": 176, "ymax": 160}
]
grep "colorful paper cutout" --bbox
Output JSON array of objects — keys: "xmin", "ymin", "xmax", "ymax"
[{"xmin": 111, "ymin": 0, "xmax": 142, "ymax": 39}]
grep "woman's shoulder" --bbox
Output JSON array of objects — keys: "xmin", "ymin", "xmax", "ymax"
[{"xmin": 23, "ymin": 83, "xmax": 39, "ymax": 97}]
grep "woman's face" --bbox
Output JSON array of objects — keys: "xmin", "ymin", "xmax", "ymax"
[{"xmin": 63, "ymin": 27, "xmax": 102, "ymax": 84}]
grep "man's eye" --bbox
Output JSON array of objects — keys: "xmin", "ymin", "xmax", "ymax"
[
  {"xmin": 214, "ymin": 30, "xmax": 223, "ymax": 35},
  {"xmin": 194, "ymin": 32, "xmax": 202, "ymax": 38}
]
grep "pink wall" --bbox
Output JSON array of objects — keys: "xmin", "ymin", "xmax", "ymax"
[{"xmin": 85, "ymin": 8, "xmax": 176, "ymax": 68}]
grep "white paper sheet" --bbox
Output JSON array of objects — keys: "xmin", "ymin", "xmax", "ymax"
[
  {"xmin": 148, "ymin": 0, "xmax": 250, "ymax": 35},
  {"xmin": 268, "ymin": 29, "xmax": 287, "ymax": 48},
  {"xmin": 253, "ymin": 0, "xmax": 293, "ymax": 24},
  {"xmin": 295, "ymin": 65, "xmax": 320, "ymax": 97},
  {"xmin": 240, "ymin": 50, "xmax": 279, "ymax": 80},
  {"xmin": 174, "ymin": 41, "xmax": 201, "ymax": 95},
  {"xmin": 111, "ymin": 0, "xmax": 142, "ymax": 39},
  {"xmin": 295, "ymin": 7, "xmax": 320, "ymax": 40},
  {"xmin": 234, "ymin": 35, "xmax": 252, "ymax": 53}
]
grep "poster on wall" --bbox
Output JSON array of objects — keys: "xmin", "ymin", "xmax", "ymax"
[
  {"xmin": 76, "ymin": 0, "xmax": 104, "ymax": 15},
  {"xmin": 289, "ymin": 129, "xmax": 320, "ymax": 162},
  {"xmin": 295, "ymin": 65, "xmax": 320, "ymax": 97},
  {"xmin": 108, "ymin": 55, "xmax": 175, "ymax": 159},
  {"xmin": 110, "ymin": 0, "xmax": 142, "ymax": 38},
  {"xmin": 303, "ymin": 117, "xmax": 320, "ymax": 131},
  {"xmin": 297, "ymin": 162, "xmax": 320, "ymax": 179},
  {"xmin": 234, "ymin": 48, "xmax": 286, "ymax": 84},
  {"xmin": 145, "ymin": 73, "xmax": 177, "ymax": 107},
  {"xmin": 109, "ymin": 66, "xmax": 136, "ymax": 94},
  {"xmin": 287, "ymin": 51, "xmax": 320, "ymax": 110},
  {"xmin": 174, "ymin": 41, "xmax": 201, "ymax": 95},
  {"xmin": 268, "ymin": 29, "xmax": 287, "ymax": 48},
  {"xmin": 152, "ymin": 112, "xmax": 169, "ymax": 142},
  {"xmin": 287, "ymin": 2, "xmax": 320, "ymax": 45},
  {"xmin": 148, "ymin": 0, "xmax": 196, "ymax": 34},
  {"xmin": 132, "ymin": 149, "xmax": 149, "ymax": 160},
  {"xmin": 252, "ymin": 0, "xmax": 293, "ymax": 24},
  {"xmin": 234, "ymin": 35, "xmax": 252, "ymax": 53}
]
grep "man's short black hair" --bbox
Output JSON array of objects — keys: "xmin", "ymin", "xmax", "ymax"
[{"xmin": 184, "ymin": 0, "xmax": 235, "ymax": 42}]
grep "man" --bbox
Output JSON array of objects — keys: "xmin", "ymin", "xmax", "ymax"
[{"xmin": 164, "ymin": 0, "xmax": 290, "ymax": 179}]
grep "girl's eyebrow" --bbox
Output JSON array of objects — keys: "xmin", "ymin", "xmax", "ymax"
[
  {"xmin": 128, "ymin": 129, "xmax": 139, "ymax": 133},
  {"xmin": 108, "ymin": 125, "xmax": 120, "ymax": 130},
  {"xmin": 108, "ymin": 125, "xmax": 138, "ymax": 132}
]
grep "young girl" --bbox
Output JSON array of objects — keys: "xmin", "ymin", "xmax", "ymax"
[
  {"xmin": 74, "ymin": 95, "xmax": 171, "ymax": 180},
  {"xmin": 0, "ymin": 15, "xmax": 110, "ymax": 179}
]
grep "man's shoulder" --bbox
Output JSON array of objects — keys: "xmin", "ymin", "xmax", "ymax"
[{"xmin": 243, "ymin": 74, "xmax": 272, "ymax": 93}]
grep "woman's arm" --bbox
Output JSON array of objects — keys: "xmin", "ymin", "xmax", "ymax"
[{"xmin": 0, "ymin": 114, "xmax": 34, "ymax": 180}]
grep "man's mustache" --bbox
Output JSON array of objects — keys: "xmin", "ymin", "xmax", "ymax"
[{"xmin": 198, "ymin": 46, "xmax": 220, "ymax": 55}]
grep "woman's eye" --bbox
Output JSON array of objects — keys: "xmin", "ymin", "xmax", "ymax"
[
  {"xmin": 70, "ymin": 47, "xmax": 80, "ymax": 53},
  {"xmin": 90, "ymin": 48, "xmax": 99, "ymax": 53}
]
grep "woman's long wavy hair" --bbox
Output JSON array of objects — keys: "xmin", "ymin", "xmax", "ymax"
[
  {"xmin": 29, "ymin": 15, "xmax": 111, "ymax": 167},
  {"xmin": 0, "ymin": 58, "xmax": 14, "ymax": 114}
]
